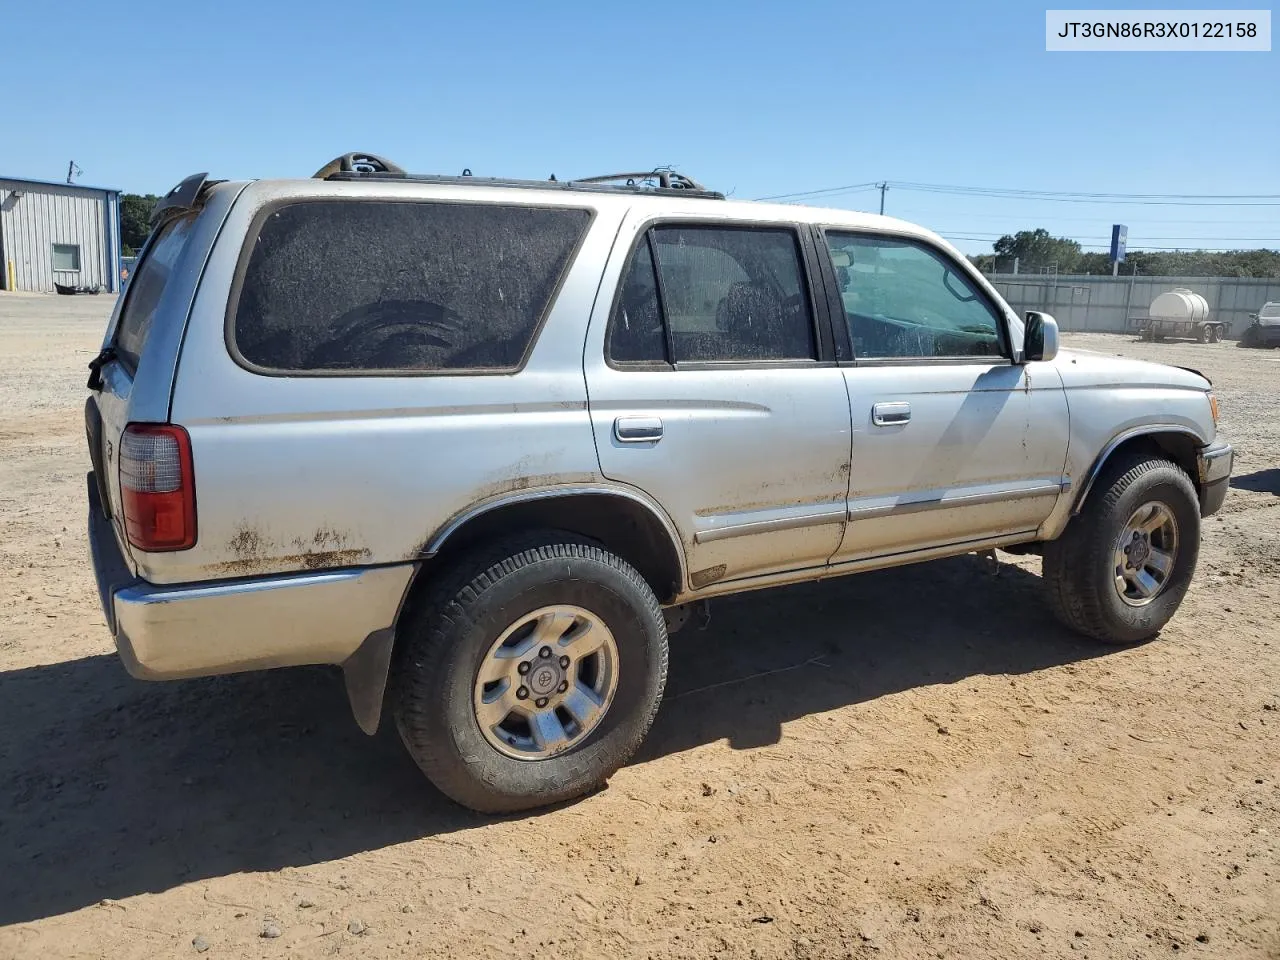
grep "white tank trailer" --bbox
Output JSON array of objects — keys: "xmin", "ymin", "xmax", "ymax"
[{"xmin": 1132, "ymin": 288, "xmax": 1228, "ymax": 343}]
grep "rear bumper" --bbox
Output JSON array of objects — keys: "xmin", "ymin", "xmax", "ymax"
[
  {"xmin": 1197, "ymin": 441, "xmax": 1233, "ymax": 517},
  {"xmin": 88, "ymin": 473, "xmax": 413, "ymax": 680}
]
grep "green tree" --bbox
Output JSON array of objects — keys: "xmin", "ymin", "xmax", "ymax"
[
  {"xmin": 120, "ymin": 193, "xmax": 159, "ymax": 255},
  {"xmin": 975, "ymin": 229, "xmax": 1280, "ymax": 278},
  {"xmin": 992, "ymin": 229, "xmax": 1083, "ymax": 273}
]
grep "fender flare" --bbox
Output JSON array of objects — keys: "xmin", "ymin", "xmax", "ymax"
[
  {"xmin": 420, "ymin": 483, "xmax": 689, "ymax": 589},
  {"xmin": 1071, "ymin": 424, "xmax": 1206, "ymax": 516}
]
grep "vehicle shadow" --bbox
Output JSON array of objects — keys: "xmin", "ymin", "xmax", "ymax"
[
  {"xmin": 0, "ymin": 554, "xmax": 1110, "ymax": 926},
  {"xmin": 1230, "ymin": 468, "xmax": 1280, "ymax": 496},
  {"xmin": 643, "ymin": 553, "xmax": 1108, "ymax": 758}
]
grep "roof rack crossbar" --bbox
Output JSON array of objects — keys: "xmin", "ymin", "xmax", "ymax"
[
  {"xmin": 316, "ymin": 155, "xmax": 723, "ymax": 199},
  {"xmin": 573, "ymin": 170, "xmax": 708, "ymax": 192}
]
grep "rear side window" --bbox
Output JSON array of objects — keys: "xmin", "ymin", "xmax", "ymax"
[
  {"xmin": 115, "ymin": 215, "xmax": 197, "ymax": 371},
  {"xmin": 232, "ymin": 200, "xmax": 590, "ymax": 373},
  {"xmin": 607, "ymin": 240, "xmax": 667, "ymax": 364},
  {"xmin": 605, "ymin": 225, "xmax": 816, "ymax": 365}
]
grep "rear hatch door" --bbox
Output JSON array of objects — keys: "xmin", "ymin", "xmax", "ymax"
[{"xmin": 86, "ymin": 200, "xmax": 205, "ymax": 561}]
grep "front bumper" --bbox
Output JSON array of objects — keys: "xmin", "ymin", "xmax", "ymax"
[
  {"xmin": 1245, "ymin": 324, "xmax": 1280, "ymax": 346},
  {"xmin": 1197, "ymin": 440, "xmax": 1233, "ymax": 517},
  {"xmin": 87, "ymin": 473, "xmax": 413, "ymax": 680}
]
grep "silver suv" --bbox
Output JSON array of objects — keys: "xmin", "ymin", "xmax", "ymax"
[{"xmin": 86, "ymin": 154, "xmax": 1233, "ymax": 812}]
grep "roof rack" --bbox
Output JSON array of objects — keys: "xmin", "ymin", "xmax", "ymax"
[
  {"xmin": 311, "ymin": 153, "xmax": 724, "ymax": 200},
  {"xmin": 574, "ymin": 171, "xmax": 708, "ymax": 191}
]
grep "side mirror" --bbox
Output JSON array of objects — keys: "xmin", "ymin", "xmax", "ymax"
[{"xmin": 1024, "ymin": 311, "xmax": 1059, "ymax": 363}]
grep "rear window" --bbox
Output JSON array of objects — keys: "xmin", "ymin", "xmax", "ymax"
[
  {"xmin": 231, "ymin": 200, "xmax": 591, "ymax": 373},
  {"xmin": 114, "ymin": 215, "xmax": 197, "ymax": 371},
  {"xmin": 1261, "ymin": 303, "xmax": 1280, "ymax": 319}
]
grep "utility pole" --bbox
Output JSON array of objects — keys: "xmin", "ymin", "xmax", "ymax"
[
  {"xmin": 876, "ymin": 182, "xmax": 888, "ymax": 215},
  {"xmin": 65, "ymin": 161, "xmax": 81, "ymax": 184}
]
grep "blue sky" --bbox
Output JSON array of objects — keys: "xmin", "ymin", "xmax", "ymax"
[{"xmin": 3, "ymin": 0, "xmax": 1275, "ymax": 254}]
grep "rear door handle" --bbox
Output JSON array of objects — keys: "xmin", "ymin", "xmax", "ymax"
[
  {"xmin": 614, "ymin": 416, "xmax": 664, "ymax": 443},
  {"xmin": 872, "ymin": 401, "xmax": 911, "ymax": 426}
]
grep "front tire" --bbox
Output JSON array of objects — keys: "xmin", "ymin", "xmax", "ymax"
[
  {"xmin": 1043, "ymin": 454, "xmax": 1200, "ymax": 644},
  {"xmin": 391, "ymin": 533, "xmax": 668, "ymax": 813}
]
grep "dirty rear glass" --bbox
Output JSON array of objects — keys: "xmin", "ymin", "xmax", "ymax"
[
  {"xmin": 114, "ymin": 215, "xmax": 197, "ymax": 371},
  {"xmin": 651, "ymin": 227, "xmax": 816, "ymax": 363},
  {"xmin": 232, "ymin": 200, "xmax": 590, "ymax": 372}
]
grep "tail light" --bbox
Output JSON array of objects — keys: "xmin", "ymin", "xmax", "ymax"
[{"xmin": 119, "ymin": 424, "xmax": 197, "ymax": 551}]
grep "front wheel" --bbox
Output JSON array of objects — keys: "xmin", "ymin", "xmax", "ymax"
[
  {"xmin": 1043, "ymin": 454, "xmax": 1200, "ymax": 644},
  {"xmin": 391, "ymin": 533, "xmax": 668, "ymax": 813}
]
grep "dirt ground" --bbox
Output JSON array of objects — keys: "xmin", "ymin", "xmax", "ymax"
[{"xmin": 1, "ymin": 293, "xmax": 1277, "ymax": 960}]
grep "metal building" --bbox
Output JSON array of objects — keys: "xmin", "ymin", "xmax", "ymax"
[{"xmin": 0, "ymin": 175, "xmax": 122, "ymax": 294}]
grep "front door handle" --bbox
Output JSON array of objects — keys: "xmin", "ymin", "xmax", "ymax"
[
  {"xmin": 872, "ymin": 401, "xmax": 911, "ymax": 426},
  {"xmin": 614, "ymin": 416, "xmax": 664, "ymax": 443}
]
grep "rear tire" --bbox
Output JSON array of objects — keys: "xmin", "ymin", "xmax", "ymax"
[
  {"xmin": 1043, "ymin": 454, "xmax": 1200, "ymax": 644},
  {"xmin": 1208, "ymin": 325, "xmax": 1222, "ymax": 343},
  {"xmin": 1197, "ymin": 325, "xmax": 1210, "ymax": 343},
  {"xmin": 391, "ymin": 532, "xmax": 668, "ymax": 813}
]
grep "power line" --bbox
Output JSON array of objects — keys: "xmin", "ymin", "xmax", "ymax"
[
  {"xmin": 891, "ymin": 180, "xmax": 1280, "ymax": 202},
  {"xmin": 890, "ymin": 209, "xmax": 1279, "ymax": 226},
  {"xmin": 755, "ymin": 179, "xmax": 1280, "ymax": 207},
  {"xmin": 756, "ymin": 182, "xmax": 879, "ymax": 202}
]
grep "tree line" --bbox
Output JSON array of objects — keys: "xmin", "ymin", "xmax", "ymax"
[{"xmin": 968, "ymin": 228, "xmax": 1280, "ymax": 278}]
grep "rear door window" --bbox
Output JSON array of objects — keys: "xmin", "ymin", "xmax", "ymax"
[
  {"xmin": 607, "ymin": 240, "xmax": 667, "ymax": 364},
  {"xmin": 114, "ymin": 215, "xmax": 197, "ymax": 371},
  {"xmin": 231, "ymin": 200, "xmax": 590, "ymax": 373},
  {"xmin": 605, "ymin": 225, "xmax": 816, "ymax": 365},
  {"xmin": 653, "ymin": 227, "xmax": 816, "ymax": 363}
]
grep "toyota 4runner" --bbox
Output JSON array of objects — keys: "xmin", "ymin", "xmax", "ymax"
[{"xmin": 86, "ymin": 154, "xmax": 1233, "ymax": 812}]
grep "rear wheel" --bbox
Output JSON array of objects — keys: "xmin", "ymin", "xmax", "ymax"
[
  {"xmin": 391, "ymin": 532, "xmax": 668, "ymax": 813},
  {"xmin": 1197, "ymin": 324, "xmax": 1211, "ymax": 343},
  {"xmin": 1208, "ymin": 324, "xmax": 1222, "ymax": 343},
  {"xmin": 1043, "ymin": 454, "xmax": 1200, "ymax": 644}
]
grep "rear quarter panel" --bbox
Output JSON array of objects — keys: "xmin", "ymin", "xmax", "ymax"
[{"xmin": 150, "ymin": 181, "xmax": 626, "ymax": 586}]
